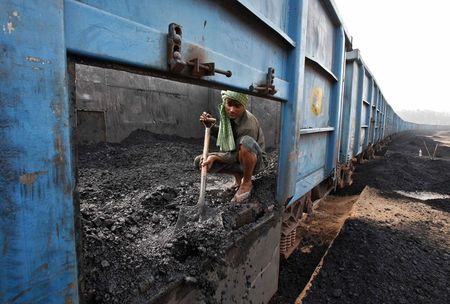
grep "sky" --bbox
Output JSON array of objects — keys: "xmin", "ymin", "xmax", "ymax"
[{"xmin": 333, "ymin": 0, "xmax": 450, "ymax": 113}]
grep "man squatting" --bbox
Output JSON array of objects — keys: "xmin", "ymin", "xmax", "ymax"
[{"xmin": 195, "ymin": 90, "xmax": 267, "ymax": 203}]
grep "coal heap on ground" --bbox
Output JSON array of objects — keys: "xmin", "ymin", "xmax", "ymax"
[
  {"xmin": 77, "ymin": 129, "xmax": 278, "ymax": 304},
  {"xmin": 271, "ymin": 130, "xmax": 450, "ymax": 304},
  {"xmin": 302, "ymin": 130, "xmax": 450, "ymax": 303},
  {"xmin": 339, "ymin": 131, "xmax": 450, "ymax": 198}
]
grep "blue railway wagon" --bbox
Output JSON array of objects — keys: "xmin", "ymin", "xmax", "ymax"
[
  {"xmin": 338, "ymin": 50, "xmax": 384, "ymax": 181},
  {"xmin": 1, "ymin": 0, "xmax": 429, "ymax": 302},
  {"xmin": 0, "ymin": 0, "xmax": 351, "ymax": 302},
  {"xmin": 337, "ymin": 48, "xmax": 421, "ymax": 188},
  {"xmin": 275, "ymin": 0, "xmax": 354, "ymax": 258},
  {"xmin": 385, "ymin": 104, "xmax": 396, "ymax": 136}
]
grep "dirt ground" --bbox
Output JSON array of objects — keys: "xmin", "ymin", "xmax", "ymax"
[
  {"xmin": 301, "ymin": 186, "xmax": 450, "ymax": 304},
  {"xmin": 270, "ymin": 196, "xmax": 357, "ymax": 304},
  {"xmin": 295, "ymin": 130, "xmax": 450, "ymax": 304},
  {"xmin": 77, "ymin": 130, "xmax": 278, "ymax": 303}
]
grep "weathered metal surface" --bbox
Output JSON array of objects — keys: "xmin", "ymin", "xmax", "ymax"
[
  {"xmin": 287, "ymin": 0, "xmax": 346, "ymax": 205},
  {"xmin": 1, "ymin": 0, "xmax": 421, "ymax": 302},
  {"xmin": 340, "ymin": 54, "xmax": 359, "ymax": 162},
  {"xmin": 0, "ymin": 1, "xmax": 79, "ymax": 303},
  {"xmin": 64, "ymin": 0, "xmax": 290, "ymax": 100}
]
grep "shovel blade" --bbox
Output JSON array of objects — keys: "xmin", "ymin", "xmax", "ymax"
[
  {"xmin": 175, "ymin": 206, "xmax": 200, "ymax": 231},
  {"xmin": 174, "ymin": 203, "xmax": 223, "ymax": 232}
]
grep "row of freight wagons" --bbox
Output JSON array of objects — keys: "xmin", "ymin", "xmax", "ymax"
[{"xmin": 0, "ymin": 0, "xmax": 434, "ymax": 302}]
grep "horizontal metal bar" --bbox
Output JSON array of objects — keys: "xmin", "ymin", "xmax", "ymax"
[
  {"xmin": 235, "ymin": 0, "xmax": 296, "ymax": 47},
  {"xmin": 361, "ymin": 125, "xmax": 369, "ymax": 128},
  {"xmin": 363, "ymin": 99, "xmax": 370, "ymax": 105},
  {"xmin": 64, "ymin": 0, "xmax": 290, "ymax": 100},
  {"xmin": 299, "ymin": 127, "xmax": 335, "ymax": 134},
  {"xmin": 305, "ymin": 56, "xmax": 338, "ymax": 82}
]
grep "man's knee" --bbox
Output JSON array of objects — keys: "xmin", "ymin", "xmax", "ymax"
[
  {"xmin": 194, "ymin": 155, "xmax": 201, "ymax": 169},
  {"xmin": 239, "ymin": 135, "xmax": 260, "ymax": 156}
]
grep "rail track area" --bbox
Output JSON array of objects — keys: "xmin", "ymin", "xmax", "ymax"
[{"xmin": 273, "ymin": 130, "xmax": 450, "ymax": 304}]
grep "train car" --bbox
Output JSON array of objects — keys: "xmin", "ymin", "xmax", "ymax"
[
  {"xmin": 338, "ymin": 49, "xmax": 384, "ymax": 188},
  {"xmin": 337, "ymin": 49, "xmax": 422, "ymax": 189},
  {"xmin": 0, "ymin": 0, "xmax": 429, "ymax": 303}
]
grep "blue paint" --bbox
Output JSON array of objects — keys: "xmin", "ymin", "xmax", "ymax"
[
  {"xmin": 0, "ymin": 1, "xmax": 78, "ymax": 303},
  {"xmin": 286, "ymin": 1, "xmax": 347, "ymax": 206},
  {"xmin": 0, "ymin": 0, "xmax": 424, "ymax": 301},
  {"xmin": 65, "ymin": 0, "xmax": 290, "ymax": 100},
  {"xmin": 277, "ymin": 0, "xmax": 307, "ymax": 203},
  {"xmin": 325, "ymin": 26, "xmax": 345, "ymax": 174},
  {"xmin": 341, "ymin": 52, "xmax": 358, "ymax": 162}
]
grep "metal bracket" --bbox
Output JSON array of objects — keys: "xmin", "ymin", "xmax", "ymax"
[
  {"xmin": 167, "ymin": 23, "xmax": 185, "ymax": 73},
  {"xmin": 249, "ymin": 67, "xmax": 278, "ymax": 96},
  {"xmin": 167, "ymin": 23, "xmax": 232, "ymax": 78}
]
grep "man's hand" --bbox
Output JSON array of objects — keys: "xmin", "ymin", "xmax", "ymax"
[
  {"xmin": 201, "ymin": 155, "xmax": 219, "ymax": 170},
  {"xmin": 199, "ymin": 112, "xmax": 216, "ymax": 127}
]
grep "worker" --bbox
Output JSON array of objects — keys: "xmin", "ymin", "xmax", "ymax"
[{"xmin": 195, "ymin": 90, "xmax": 267, "ymax": 203}]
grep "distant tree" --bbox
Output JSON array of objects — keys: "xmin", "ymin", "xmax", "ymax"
[{"xmin": 398, "ymin": 109, "xmax": 450, "ymax": 126}]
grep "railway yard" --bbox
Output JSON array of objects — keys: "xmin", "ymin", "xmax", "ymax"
[
  {"xmin": 274, "ymin": 130, "xmax": 450, "ymax": 304},
  {"xmin": 78, "ymin": 129, "xmax": 450, "ymax": 303},
  {"xmin": 3, "ymin": 1, "xmax": 450, "ymax": 303}
]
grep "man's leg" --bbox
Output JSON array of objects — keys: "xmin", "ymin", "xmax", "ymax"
[
  {"xmin": 232, "ymin": 173, "xmax": 242, "ymax": 190},
  {"xmin": 194, "ymin": 154, "xmax": 242, "ymax": 190},
  {"xmin": 236, "ymin": 145, "xmax": 256, "ymax": 196},
  {"xmin": 232, "ymin": 135, "xmax": 264, "ymax": 202}
]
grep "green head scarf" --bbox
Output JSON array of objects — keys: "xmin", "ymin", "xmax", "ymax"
[{"xmin": 216, "ymin": 90, "xmax": 249, "ymax": 152}]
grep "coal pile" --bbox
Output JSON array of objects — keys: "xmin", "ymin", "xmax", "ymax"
[
  {"xmin": 302, "ymin": 187, "xmax": 450, "ymax": 304},
  {"xmin": 339, "ymin": 131, "xmax": 450, "ymax": 196},
  {"xmin": 300, "ymin": 130, "xmax": 450, "ymax": 304},
  {"xmin": 77, "ymin": 130, "xmax": 278, "ymax": 303},
  {"xmin": 270, "ymin": 131, "xmax": 450, "ymax": 304}
]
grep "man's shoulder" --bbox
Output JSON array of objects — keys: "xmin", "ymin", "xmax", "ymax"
[
  {"xmin": 245, "ymin": 110, "xmax": 259, "ymax": 127},
  {"xmin": 245, "ymin": 110, "xmax": 259, "ymax": 123}
]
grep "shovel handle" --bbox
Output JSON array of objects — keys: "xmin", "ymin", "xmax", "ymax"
[
  {"xmin": 201, "ymin": 117, "xmax": 216, "ymax": 128},
  {"xmin": 198, "ymin": 126, "xmax": 212, "ymax": 208}
]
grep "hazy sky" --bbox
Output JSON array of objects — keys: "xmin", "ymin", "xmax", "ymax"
[{"xmin": 333, "ymin": 0, "xmax": 450, "ymax": 113}]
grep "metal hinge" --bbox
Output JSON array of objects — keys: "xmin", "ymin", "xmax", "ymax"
[
  {"xmin": 249, "ymin": 67, "xmax": 277, "ymax": 96},
  {"xmin": 167, "ymin": 23, "xmax": 232, "ymax": 78}
]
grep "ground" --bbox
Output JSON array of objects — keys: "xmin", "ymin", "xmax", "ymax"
[
  {"xmin": 78, "ymin": 129, "xmax": 450, "ymax": 303},
  {"xmin": 301, "ymin": 187, "xmax": 449, "ymax": 304},
  {"xmin": 77, "ymin": 130, "xmax": 278, "ymax": 303},
  {"xmin": 272, "ymin": 130, "xmax": 450, "ymax": 304}
]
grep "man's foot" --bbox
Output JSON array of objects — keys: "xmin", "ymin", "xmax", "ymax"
[
  {"xmin": 233, "ymin": 174, "xmax": 242, "ymax": 190},
  {"xmin": 231, "ymin": 182, "xmax": 252, "ymax": 203},
  {"xmin": 226, "ymin": 183, "xmax": 240, "ymax": 192}
]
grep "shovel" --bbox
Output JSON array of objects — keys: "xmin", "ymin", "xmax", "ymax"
[{"xmin": 175, "ymin": 117, "xmax": 223, "ymax": 230}]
